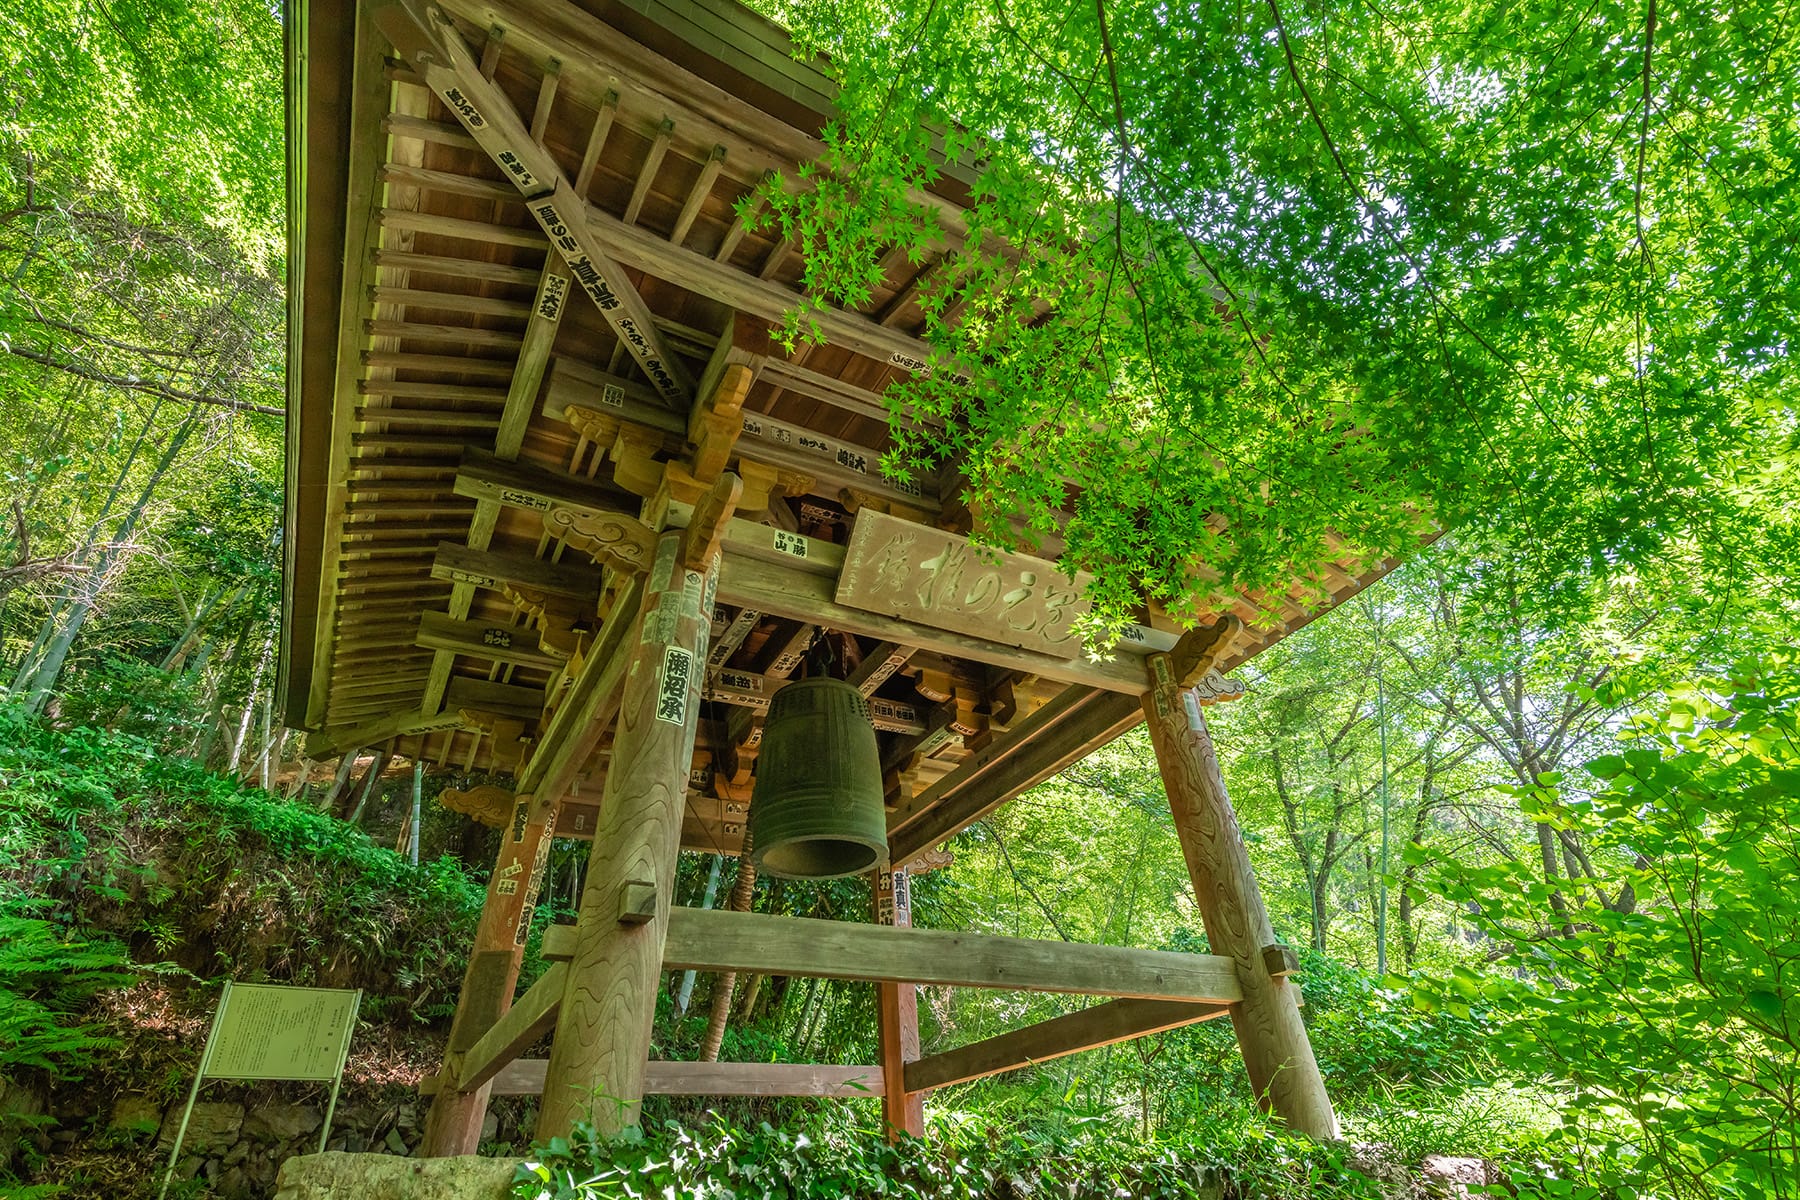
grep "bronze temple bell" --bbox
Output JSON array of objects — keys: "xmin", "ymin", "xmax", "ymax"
[{"xmin": 749, "ymin": 676, "xmax": 890, "ymax": 879}]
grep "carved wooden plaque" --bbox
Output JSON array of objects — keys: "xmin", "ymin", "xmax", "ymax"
[{"xmin": 835, "ymin": 511, "xmax": 1090, "ymax": 657}]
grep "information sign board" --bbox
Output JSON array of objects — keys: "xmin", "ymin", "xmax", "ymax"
[
  {"xmin": 202, "ymin": 983, "xmax": 361, "ymax": 1081},
  {"xmin": 160, "ymin": 983, "xmax": 360, "ymax": 1200}
]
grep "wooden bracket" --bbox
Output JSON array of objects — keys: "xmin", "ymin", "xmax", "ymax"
[
  {"xmin": 610, "ymin": 425, "xmax": 666, "ymax": 496},
  {"xmin": 1261, "ymin": 943, "xmax": 1301, "ymax": 980},
  {"xmin": 438, "ymin": 783, "xmax": 517, "ymax": 828},
  {"xmin": 619, "ymin": 880, "xmax": 658, "ymax": 925},
  {"xmin": 1169, "ymin": 616, "xmax": 1243, "ymax": 688},
  {"xmin": 544, "ymin": 506, "xmax": 658, "ymax": 575},
  {"xmin": 679, "ymin": 471, "xmax": 743, "ymax": 569}
]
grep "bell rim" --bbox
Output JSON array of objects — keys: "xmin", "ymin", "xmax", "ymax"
[{"xmin": 751, "ymin": 833, "xmax": 889, "ymax": 881}]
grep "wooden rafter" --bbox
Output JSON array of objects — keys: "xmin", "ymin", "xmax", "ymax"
[{"xmin": 375, "ymin": 0, "xmax": 695, "ymax": 406}]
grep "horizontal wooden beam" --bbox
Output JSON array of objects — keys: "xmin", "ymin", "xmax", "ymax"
[
  {"xmin": 437, "ymin": 1057, "xmax": 884, "ymax": 1099},
  {"xmin": 445, "ymin": 676, "xmax": 546, "ymax": 722},
  {"xmin": 454, "ymin": 961, "xmax": 566, "ymax": 1093},
  {"xmin": 430, "ymin": 542, "xmax": 604, "ymax": 599},
  {"xmin": 452, "ymin": 445, "xmax": 635, "ymax": 514},
  {"xmin": 903, "ymin": 998, "xmax": 1228, "ymax": 1092},
  {"xmin": 715, "ymin": 555, "xmax": 1148, "ymax": 694},
  {"xmin": 302, "ymin": 707, "xmax": 466, "ymax": 760},
  {"xmin": 661, "ymin": 909, "xmax": 1243, "ymax": 1004},
  {"xmin": 416, "ymin": 610, "xmax": 561, "ymax": 670},
  {"xmin": 707, "ymin": 667, "xmax": 926, "ymax": 733},
  {"xmin": 578, "ymin": 187, "xmax": 946, "ymax": 377}
]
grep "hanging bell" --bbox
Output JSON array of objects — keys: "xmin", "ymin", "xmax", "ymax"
[{"xmin": 749, "ymin": 676, "xmax": 890, "ymax": 879}]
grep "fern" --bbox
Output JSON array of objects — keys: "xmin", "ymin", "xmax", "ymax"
[{"xmin": 0, "ymin": 909, "xmax": 135, "ymax": 1078}]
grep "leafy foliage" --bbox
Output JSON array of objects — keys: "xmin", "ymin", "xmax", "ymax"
[
  {"xmin": 0, "ymin": 707, "xmax": 486, "ymax": 1018},
  {"xmin": 0, "ymin": 908, "xmax": 134, "ymax": 1077},
  {"xmin": 1411, "ymin": 656, "xmax": 1800, "ymax": 1198},
  {"xmin": 750, "ymin": 0, "xmax": 1800, "ymax": 641},
  {"xmin": 514, "ymin": 1109, "xmax": 1390, "ymax": 1200}
]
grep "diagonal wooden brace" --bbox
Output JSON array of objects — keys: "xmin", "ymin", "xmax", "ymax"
[{"xmin": 373, "ymin": 0, "xmax": 692, "ymax": 405}]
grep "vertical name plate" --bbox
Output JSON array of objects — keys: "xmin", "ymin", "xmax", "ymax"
[{"xmin": 834, "ymin": 511, "xmax": 1091, "ymax": 657}]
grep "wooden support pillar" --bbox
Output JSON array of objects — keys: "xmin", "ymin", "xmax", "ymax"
[
  {"xmin": 873, "ymin": 865, "xmax": 925, "ymax": 1139},
  {"xmin": 536, "ymin": 526, "xmax": 722, "ymax": 1138},
  {"xmin": 1141, "ymin": 652, "xmax": 1340, "ymax": 1139},
  {"xmin": 421, "ymin": 791, "xmax": 555, "ymax": 1155}
]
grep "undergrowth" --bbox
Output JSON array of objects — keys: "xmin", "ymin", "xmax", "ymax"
[
  {"xmin": 0, "ymin": 706, "xmax": 487, "ymax": 1071},
  {"xmin": 513, "ymin": 1109, "xmax": 1397, "ymax": 1200}
]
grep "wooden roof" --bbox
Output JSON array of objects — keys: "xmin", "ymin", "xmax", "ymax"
[{"xmin": 281, "ymin": 0, "xmax": 1395, "ymax": 857}]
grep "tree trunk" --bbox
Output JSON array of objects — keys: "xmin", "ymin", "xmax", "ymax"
[
  {"xmin": 345, "ymin": 748, "xmax": 393, "ymax": 825},
  {"xmin": 699, "ymin": 836, "xmax": 756, "ymax": 1063},
  {"xmin": 18, "ymin": 404, "xmax": 203, "ymax": 712},
  {"xmin": 318, "ymin": 750, "xmax": 364, "ymax": 812},
  {"xmin": 674, "ymin": 854, "xmax": 724, "ymax": 1017}
]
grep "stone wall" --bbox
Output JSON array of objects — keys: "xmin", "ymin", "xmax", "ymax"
[{"xmin": 85, "ymin": 1089, "xmax": 523, "ymax": 1199}]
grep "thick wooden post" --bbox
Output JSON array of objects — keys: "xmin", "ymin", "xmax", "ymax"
[
  {"xmin": 873, "ymin": 866, "xmax": 925, "ymax": 1139},
  {"xmin": 421, "ymin": 791, "xmax": 554, "ymax": 1155},
  {"xmin": 1141, "ymin": 653, "xmax": 1340, "ymax": 1139},
  {"xmin": 536, "ymin": 530, "xmax": 717, "ymax": 1138}
]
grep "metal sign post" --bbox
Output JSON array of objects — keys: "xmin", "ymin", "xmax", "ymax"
[{"xmin": 159, "ymin": 982, "xmax": 362, "ymax": 1200}]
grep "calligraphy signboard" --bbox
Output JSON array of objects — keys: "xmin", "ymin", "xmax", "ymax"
[{"xmin": 835, "ymin": 512, "xmax": 1090, "ymax": 657}]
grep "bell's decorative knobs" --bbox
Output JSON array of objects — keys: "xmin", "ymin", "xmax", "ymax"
[{"xmin": 749, "ymin": 676, "xmax": 890, "ymax": 879}]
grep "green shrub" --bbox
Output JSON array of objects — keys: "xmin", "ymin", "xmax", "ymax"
[
  {"xmin": 0, "ymin": 705, "xmax": 485, "ymax": 1016},
  {"xmin": 513, "ymin": 1108, "xmax": 1391, "ymax": 1200},
  {"xmin": 0, "ymin": 907, "xmax": 135, "ymax": 1078},
  {"xmin": 1413, "ymin": 656, "xmax": 1800, "ymax": 1199}
]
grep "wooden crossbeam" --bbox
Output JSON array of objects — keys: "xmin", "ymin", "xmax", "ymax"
[
  {"xmin": 454, "ymin": 961, "xmax": 567, "ymax": 1093},
  {"xmin": 660, "ymin": 909, "xmax": 1243, "ymax": 1004},
  {"xmin": 430, "ymin": 542, "xmax": 603, "ymax": 598},
  {"xmin": 445, "ymin": 677, "xmax": 545, "ymax": 721},
  {"xmin": 375, "ymin": 1, "xmax": 694, "ymax": 405},
  {"xmin": 759, "ymin": 356, "xmax": 944, "ymax": 431},
  {"xmin": 903, "ymin": 998, "xmax": 1229, "ymax": 1092},
  {"xmin": 452, "ymin": 445, "xmax": 634, "ymax": 514},
  {"xmin": 715, "ymin": 554, "xmax": 1148, "ymax": 695},
  {"xmin": 415, "ymin": 611, "xmax": 561, "ymax": 670},
  {"xmin": 542, "ymin": 354, "xmax": 933, "ymax": 510},
  {"xmin": 577, "ymin": 198, "xmax": 946, "ymax": 382},
  {"xmin": 302, "ymin": 708, "xmax": 466, "ymax": 761},
  {"xmin": 707, "ymin": 667, "xmax": 925, "ymax": 733},
  {"xmin": 434, "ymin": 1058, "xmax": 884, "ymax": 1099}
]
